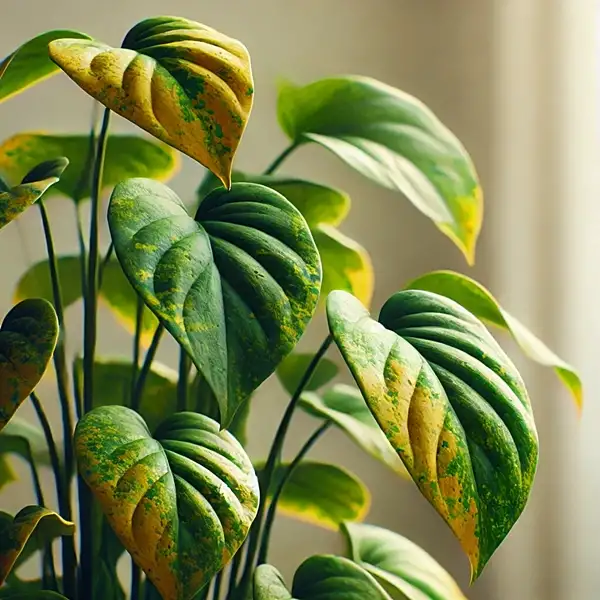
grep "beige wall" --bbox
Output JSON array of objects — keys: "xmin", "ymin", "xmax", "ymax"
[{"xmin": 0, "ymin": 1, "xmax": 596, "ymax": 599}]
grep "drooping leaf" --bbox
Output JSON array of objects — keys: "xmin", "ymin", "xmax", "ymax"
[
  {"xmin": 14, "ymin": 256, "xmax": 158, "ymax": 346},
  {"xmin": 277, "ymin": 352, "xmax": 338, "ymax": 395},
  {"xmin": 266, "ymin": 461, "xmax": 370, "ymax": 530},
  {"xmin": 0, "ymin": 30, "xmax": 90, "ymax": 104},
  {"xmin": 0, "ymin": 158, "xmax": 68, "ymax": 231},
  {"xmin": 327, "ymin": 290, "xmax": 538, "ymax": 580},
  {"xmin": 198, "ymin": 171, "xmax": 374, "ymax": 305},
  {"xmin": 108, "ymin": 178, "xmax": 321, "ymax": 427},
  {"xmin": 278, "ymin": 77, "xmax": 482, "ymax": 263},
  {"xmin": 49, "ymin": 17, "xmax": 254, "ymax": 187},
  {"xmin": 253, "ymin": 564, "xmax": 292, "ymax": 600},
  {"xmin": 343, "ymin": 522, "xmax": 467, "ymax": 600},
  {"xmin": 0, "ymin": 506, "xmax": 75, "ymax": 584},
  {"xmin": 407, "ymin": 270, "xmax": 582, "ymax": 409},
  {"xmin": 299, "ymin": 385, "xmax": 406, "ymax": 477},
  {"xmin": 0, "ymin": 299, "xmax": 59, "ymax": 432},
  {"xmin": 75, "ymin": 406, "xmax": 259, "ymax": 600},
  {"xmin": 0, "ymin": 134, "xmax": 179, "ymax": 202}
]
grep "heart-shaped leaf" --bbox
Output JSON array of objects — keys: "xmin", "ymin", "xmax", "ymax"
[
  {"xmin": 75, "ymin": 406, "xmax": 259, "ymax": 600},
  {"xmin": 299, "ymin": 385, "xmax": 407, "ymax": 477},
  {"xmin": 278, "ymin": 77, "xmax": 482, "ymax": 263},
  {"xmin": 49, "ymin": 17, "xmax": 254, "ymax": 186},
  {"xmin": 253, "ymin": 564, "xmax": 292, "ymax": 600},
  {"xmin": 343, "ymin": 522, "xmax": 467, "ymax": 600},
  {"xmin": 14, "ymin": 256, "xmax": 159, "ymax": 346},
  {"xmin": 108, "ymin": 178, "xmax": 321, "ymax": 426},
  {"xmin": 0, "ymin": 299, "xmax": 59, "ymax": 432},
  {"xmin": 264, "ymin": 461, "xmax": 370, "ymax": 530},
  {"xmin": 0, "ymin": 158, "xmax": 68, "ymax": 231},
  {"xmin": 327, "ymin": 290, "xmax": 538, "ymax": 580},
  {"xmin": 0, "ymin": 506, "xmax": 75, "ymax": 584},
  {"xmin": 198, "ymin": 171, "xmax": 373, "ymax": 305},
  {"xmin": 277, "ymin": 352, "xmax": 338, "ymax": 395},
  {"xmin": 0, "ymin": 134, "xmax": 179, "ymax": 202},
  {"xmin": 0, "ymin": 30, "xmax": 90, "ymax": 103},
  {"xmin": 407, "ymin": 270, "xmax": 582, "ymax": 409}
]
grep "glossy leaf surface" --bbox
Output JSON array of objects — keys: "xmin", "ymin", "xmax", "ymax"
[
  {"xmin": 49, "ymin": 17, "xmax": 254, "ymax": 186},
  {"xmin": 300, "ymin": 385, "xmax": 406, "ymax": 476},
  {"xmin": 277, "ymin": 352, "xmax": 338, "ymax": 395},
  {"xmin": 0, "ymin": 158, "xmax": 68, "ymax": 231},
  {"xmin": 75, "ymin": 406, "xmax": 259, "ymax": 600},
  {"xmin": 343, "ymin": 522, "xmax": 467, "ymax": 600},
  {"xmin": 327, "ymin": 290, "xmax": 538, "ymax": 579},
  {"xmin": 407, "ymin": 270, "xmax": 582, "ymax": 409},
  {"xmin": 198, "ymin": 171, "xmax": 373, "ymax": 305},
  {"xmin": 109, "ymin": 179, "xmax": 321, "ymax": 426},
  {"xmin": 0, "ymin": 30, "xmax": 90, "ymax": 103},
  {"xmin": 0, "ymin": 506, "xmax": 74, "ymax": 584},
  {"xmin": 268, "ymin": 461, "xmax": 370, "ymax": 529},
  {"xmin": 0, "ymin": 134, "xmax": 178, "ymax": 202},
  {"xmin": 278, "ymin": 76, "xmax": 482, "ymax": 263},
  {"xmin": 0, "ymin": 299, "xmax": 58, "ymax": 432}
]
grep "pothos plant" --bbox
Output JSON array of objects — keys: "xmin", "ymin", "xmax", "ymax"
[{"xmin": 0, "ymin": 15, "xmax": 582, "ymax": 600}]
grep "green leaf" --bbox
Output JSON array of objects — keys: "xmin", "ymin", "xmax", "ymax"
[
  {"xmin": 253, "ymin": 564, "xmax": 292, "ymax": 600},
  {"xmin": 343, "ymin": 522, "xmax": 467, "ymax": 600},
  {"xmin": 75, "ymin": 406, "xmax": 259, "ymax": 600},
  {"xmin": 327, "ymin": 290, "xmax": 538, "ymax": 580},
  {"xmin": 278, "ymin": 77, "xmax": 482, "ymax": 263},
  {"xmin": 0, "ymin": 299, "xmax": 59, "ymax": 432},
  {"xmin": 49, "ymin": 17, "xmax": 254, "ymax": 187},
  {"xmin": 108, "ymin": 179, "xmax": 321, "ymax": 427},
  {"xmin": 268, "ymin": 462, "xmax": 370, "ymax": 530},
  {"xmin": 0, "ymin": 158, "xmax": 68, "ymax": 231},
  {"xmin": 14, "ymin": 256, "xmax": 158, "ymax": 346},
  {"xmin": 198, "ymin": 171, "xmax": 374, "ymax": 305},
  {"xmin": 0, "ymin": 134, "xmax": 179, "ymax": 202},
  {"xmin": 277, "ymin": 353, "xmax": 338, "ymax": 395},
  {"xmin": 0, "ymin": 30, "xmax": 90, "ymax": 104},
  {"xmin": 0, "ymin": 506, "xmax": 75, "ymax": 584},
  {"xmin": 406, "ymin": 270, "xmax": 583, "ymax": 409},
  {"xmin": 299, "ymin": 385, "xmax": 407, "ymax": 477},
  {"xmin": 0, "ymin": 456, "xmax": 16, "ymax": 491}
]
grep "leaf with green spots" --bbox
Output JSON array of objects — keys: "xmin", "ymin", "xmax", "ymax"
[
  {"xmin": 108, "ymin": 178, "xmax": 321, "ymax": 427},
  {"xmin": 198, "ymin": 171, "xmax": 374, "ymax": 305},
  {"xmin": 407, "ymin": 270, "xmax": 583, "ymax": 409},
  {"xmin": 262, "ymin": 461, "xmax": 370, "ymax": 530},
  {"xmin": 327, "ymin": 290, "xmax": 538, "ymax": 580},
  {"xmin": 0, "ymin": 299, "xmax": 59, "ymax": 432},
  {"xmin": 0, "ymin": 30, "xmax": 90, "ymax": 104},
  {"xmin": 300, "ymin": 385, "xmax": 407, "ymax": 477},
  {"xmin": 277, "ymin": 352, "xmax": 338, "ymax": 395},
  {"xmin": 75, "ymin": 406, "xmax": 259, "ymax": 600},
  {"xmin": 0, "ymin": 134, "xmax": 179, "ymax": 202},
  {"xmin": 0, "ymin": 506, "xmax": 75, "ymax": 585},
  {"xmin": 49, "ymin": 17, "xmax": 254, "ymax": 187},
  {"xmin": 14, "ymin": 255, "xmax": 158, "ymax": 346},
  {"xmin": 278, "ymin": 77, "xmax": 482, "ymax": 263},
  {"xmin": 0, "ymin": 158, "xmax": 68, "ymax": 231},
  {"xmin": 343, "ymin": 522, "xmax": 467, "ymax": 600}
]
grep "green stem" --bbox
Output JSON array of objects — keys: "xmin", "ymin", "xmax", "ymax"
[
  {"xmin": 258, "ymin": 421, "xmax": 331, "ymax": 564},
  {"xmin": 132, "ymin": 325, "xmax": 165, "ymax": 412},
  {"xmin": 131, "ymin": 562, "xmax": 141, "ymax": 600},
  {"xmin": 81, "ymin": 106, "xmax": 111, "ymax": 600},
  {"xmin": 239, "ymin": 334, "xmax": 332, "ymax": 592},
  {"xmin": 177, "ymin": 350, "xmax": 190, "ymax": 412},
  {"xmin": 98, "ymin": 241, "xmax": 114, "ymax": 289},
  {"xmin": 132, "ymin": 296, "xmax": 144, "ymax": 401},
  {"xmin": 263, "ymin": 144, "xmax": 298, "ymax": 175},
  {"xmin": 75, "ymin": 204, "xmax": 88, "ymax": 288},
  {"xmin": 211, "ymin": 569, "xmax": 223, "ymax": 600},
  {"xmin": 226, "ymin": 546, "xmax": 245, "ymax": 598}
]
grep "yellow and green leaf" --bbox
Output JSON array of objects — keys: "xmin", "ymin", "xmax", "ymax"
[
  {"xmin": 327, "ymin": 290, "xmax": 538, "ymax": 580},
  {"xmin": 49, "ymin": 17, "xmax": 254, "ymax": 187}
]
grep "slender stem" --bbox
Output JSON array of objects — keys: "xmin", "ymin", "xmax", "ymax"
[
  {"xmin": 211, "ymin": 569, "xmax": 223, "ymax": 600},
  {"xmin": 73, "ymin": 358, "xmax": 83, "ymax": 420},
  {"xmin": 81, "ymin": 106, "xmax": 111, "ymax": 600},
  {"xmin": 75, "ymin": 203, "xmax": 88, "ymax": 289},
  {"xmin": 132, "ymin": 296, "xmax": 144, "ymax": 401},
  {"xmin": 131, "ymin": 562, "xmax": 142, "ymax": 600},
  {"xmin": 239, "ymin": 335, "xmax": 332, "ymax": 592},
  {"xmin": 132, "ymin": 325, "xmax": 165, "ymax": 412},
  {"xmin": 226, "ymin": 546, "xmax": 245, "ymax": 598},
  {"xmin": 263, "ymin": 144, "xmax": 298, "ymax": 175},
  {"xmin": 98, "ymin": 242, "xmax": 114, "ymax": 289},
  {"xmin": 258, "ymin": 421, "xmax": 331, "ymax": 564},
  {"xmin": 177, "ymin": 350, "xmax": 190, "ymax": 412}
]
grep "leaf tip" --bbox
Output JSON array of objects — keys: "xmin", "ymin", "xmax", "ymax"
[{"xmin": 21, "ymin": 156, "xmax": 69, "ymax": 184}]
